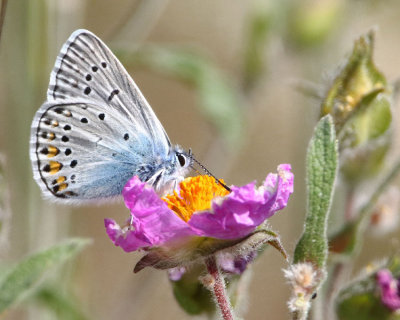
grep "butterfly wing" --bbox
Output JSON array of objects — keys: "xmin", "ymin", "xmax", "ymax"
[
  {"xmin": 48, "ymin": 29, "xmax": 171, "ymax": 151},
  {"xmin": 30, "ymin": 30, "xmax": 173, "ymax": 201}
]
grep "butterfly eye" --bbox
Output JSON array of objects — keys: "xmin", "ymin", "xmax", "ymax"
[{"xmin": 177, "ymin": 154, "xmax": 186, "ymax": 167}]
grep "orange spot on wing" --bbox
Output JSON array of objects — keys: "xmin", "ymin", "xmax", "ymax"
[
  {"xmin": 49, "ymin": 161, "xmax": 63, "ymax": 174},
  {"xmin": 47, "ymin": 146, "xmax": 60, "ymax": 158},
  {"xmin": 56, "ymin": 176, "xmax": 66, "ymax": 184},
  {"xmin": 47, "ymin": 132, "xmax": 55, "ymax": 141},
  {"xmin": 58, "ymin": 183, "xmax": 68, "ymax": 191}
]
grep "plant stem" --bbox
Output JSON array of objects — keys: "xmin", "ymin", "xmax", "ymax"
[
  {"xmin": 292, "ymin": 309, "xmax": 308, "ymax": 320},
  {"xmin": 205, "ymin": 255, "xmax": 235, "ymax": 320}
]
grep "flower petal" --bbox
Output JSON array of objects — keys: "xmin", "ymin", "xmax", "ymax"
[
  {"xmin": 107, "ymin": 177, "xmax": 196, "ymax": 252},
  {"xmin": 104, "ymin": 218, "xmax": 151, "ymax": 252},
  {"xmin": 188, "ymin": 164, "xmax": 294, "ymax": 239},
  {"xmin": 377, "ymin": 269, "xmax": 400, "ymax": 310},
  {"xmin": 168, "ymin": 266, "xmax": 187, "ymax": 281}
]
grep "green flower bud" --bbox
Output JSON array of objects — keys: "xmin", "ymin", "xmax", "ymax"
[
  {"xmin": 321, "ymin": 31, "xmax": 388, "ymax": 130},
  {"xmin": 321, "ymin": 31, "xmax": 392, "ymax": 183}
]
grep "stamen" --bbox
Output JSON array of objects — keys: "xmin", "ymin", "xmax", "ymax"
[{"xmin": 163, "ymin": 175, "xmax": 230, "ymax": 222}]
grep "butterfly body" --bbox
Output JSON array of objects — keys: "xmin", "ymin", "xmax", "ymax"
[{"xmin": 30, "ymin": 29, "xmax": 191, "ymax": 202}]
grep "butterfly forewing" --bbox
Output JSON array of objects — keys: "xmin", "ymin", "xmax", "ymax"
[
  {"xmin": 30, "ymin": 29, "xmax": 180, "ymax": 201},
  {"xmin": 48, "ymin": 29, "xmax": 171, "ymax": 152}
]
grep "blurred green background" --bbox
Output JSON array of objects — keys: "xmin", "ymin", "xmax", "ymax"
[{"xmin": 1, "ymin": 0, "xmax": 400, "ymax": 319}]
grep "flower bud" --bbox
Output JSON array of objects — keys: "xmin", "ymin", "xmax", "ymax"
[{"xmin": 321, "ymin": 31, "xmax": 392, "ymax": 183}]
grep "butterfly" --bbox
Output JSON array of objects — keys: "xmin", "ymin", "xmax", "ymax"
[{"xmin": 29, "ymin": 29, "xmax": 192, "ymax": 202}]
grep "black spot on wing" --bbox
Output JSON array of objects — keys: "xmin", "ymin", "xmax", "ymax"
[{"xmin": 108, "ymin": 89, "xmax": 119, "ymax": 101}]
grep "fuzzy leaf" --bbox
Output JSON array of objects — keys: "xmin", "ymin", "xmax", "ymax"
[
  {"xmin": 293, "ymin": 115, "xmax": 338, "ymax": 268},
  {"xmin": 0, "ymin": 238, "xmax": 90, "ymax": 313},
  {"xmin": 34, "ymin": 286, "xmax": 90, "ymax": 320},
  {"xmin": 171, "ymin": 265, "xmax": 215, "ymax": 316}
]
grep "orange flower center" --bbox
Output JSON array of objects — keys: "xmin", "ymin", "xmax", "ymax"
[{"xmin": 162, "ymin": 175, "xmax": 230, "ymax": 222}]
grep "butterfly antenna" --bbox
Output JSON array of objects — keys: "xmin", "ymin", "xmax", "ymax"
[
  {"xmin": 190, "ymin": 165, "xmax": 202, "ymax": 176},
  {"xmin": 189, "ymin": 155, "xmax": 231, "ymax": 192}
]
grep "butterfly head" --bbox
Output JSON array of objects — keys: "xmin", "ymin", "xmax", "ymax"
[{"xmin": 175, "ymin": 147, "xmax": 193, "ymax": 171}]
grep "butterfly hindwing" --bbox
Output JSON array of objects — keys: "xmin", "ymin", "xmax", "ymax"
[{"xmin": 30, "ymin": 99, "xmax": 160, "ymax": 200}]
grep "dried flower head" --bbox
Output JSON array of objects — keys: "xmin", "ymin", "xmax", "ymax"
[{"xmin": 284, "ymin": 262, "xmax": 320, "ymax": 316}]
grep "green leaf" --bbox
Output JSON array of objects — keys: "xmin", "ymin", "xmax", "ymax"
[
  {"xmin": 293, "ymin": 115, "xmax": 338, "ymax": 268},
  {"xmin": 171, "ymin": 260, "xmax": 252, "ymax": 317},
  {"xmin": 117, "ymin": 46, "xmax": 243, "ymax": 147},
  {"xmin": 34, "ymin": 286, "xmax": 90, "ymax": 320},
  {"xmin": 171, "ymin": 266, "xmax": 215, "ymax": 316},
  {"xmin": 0, "ymin": 238, "xmax": 90, "ymax": 313}
]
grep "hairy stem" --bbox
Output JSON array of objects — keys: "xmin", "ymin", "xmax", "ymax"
[{"xmin": 205, "ymin": 255, "xmax": 235, "ymax": 320}]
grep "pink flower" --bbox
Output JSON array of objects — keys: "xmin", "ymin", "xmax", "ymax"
[
  {"xmin": 105, "ymin": 164, "xmax": 293, "ymax": 271},
  {"xmin": 377, "ymin": 269, "xmax": 400, "ymax": 311}
]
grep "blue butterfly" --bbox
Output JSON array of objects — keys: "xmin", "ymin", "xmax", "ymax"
[{"xmin": 30, "ymin": 29, "xmax": 192, "ymax": 202}]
